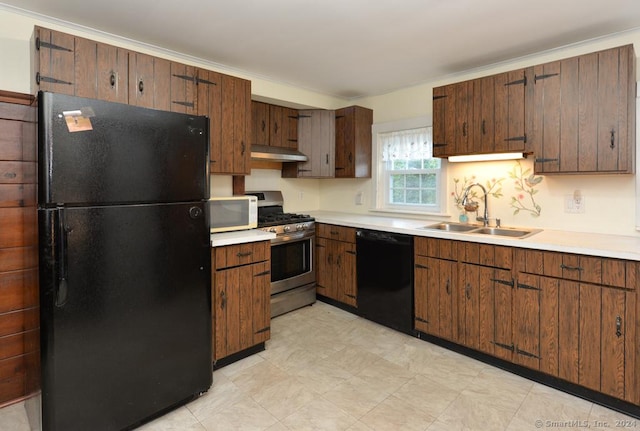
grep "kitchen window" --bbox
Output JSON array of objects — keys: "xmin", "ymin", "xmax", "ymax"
[{"xmin": 373, "ymin": 121, "xmax": 445, "ymax": 214}]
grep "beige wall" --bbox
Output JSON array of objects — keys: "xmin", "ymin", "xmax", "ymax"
[{"xmin": 1, "ymin": 5, "xmax": 638, "ymax": 235}]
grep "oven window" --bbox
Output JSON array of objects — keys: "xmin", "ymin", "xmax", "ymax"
[{"xmin": 271, "ymin": 239, "xmax": 311, "ymax": 282}]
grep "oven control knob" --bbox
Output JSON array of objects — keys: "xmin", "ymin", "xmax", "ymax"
[
  {"xmin": 268, "ymin": 227, "xmax": 277, "ymax": 233},
  {"xmin": 296, "ymin": 224, "xmax": 304, "ymax": 231},
  {"xmin": 283, "ymin": 225, "xmax": 291, "ymax": 233}
]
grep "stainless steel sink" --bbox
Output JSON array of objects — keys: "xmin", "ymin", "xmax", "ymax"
[
  {"xmin": 469, "ymin": 226, "xmax": 541, "ymax": 239},
  {"xmin": 422, "ymin": 222, "xmax": 480, "ymax": 233}
]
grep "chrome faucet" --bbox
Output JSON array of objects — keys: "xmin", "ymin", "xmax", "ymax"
[{"xmin": 461, "ymin": 183, "xmax": 489, "ymax": 227}]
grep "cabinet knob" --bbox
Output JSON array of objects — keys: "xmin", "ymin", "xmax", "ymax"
[
  {"xmin": 610, "ymin": 130, "xmax": 615, "ymax": 149},
  {"xmin": 109, "ymin": 72, "xmax": 116, "ymax": 88},
  {"xmin": 138, "ymin": 79, "xmax": 144, "ymax": 94}
]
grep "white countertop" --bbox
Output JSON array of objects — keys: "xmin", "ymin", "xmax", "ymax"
[
  {"xmin": 309, "ymin": 211, "xmax": 640, "ymax": 262},
  {"xmin": 210, "ymin": 229, "xmax": 275, "ymax": 247}
]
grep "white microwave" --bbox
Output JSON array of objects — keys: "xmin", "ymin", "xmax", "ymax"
[{"xmin": 208, "ymin": 196, "xmax": 258, "ymax": 233}]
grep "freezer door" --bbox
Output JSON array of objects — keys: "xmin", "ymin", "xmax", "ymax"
[
  {"xmin": 38, "ymin": 202, "xmax": 212, "ymax": 431},
  {"xmin": 38, "ymin": 92, "xmax": 208, "ymax": 206}
]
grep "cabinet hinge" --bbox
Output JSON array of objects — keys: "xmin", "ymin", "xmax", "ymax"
[
  {"xmin": 506, "ymin": 76, "xmax": 527, "ymax": 86},
  {"xmin": 288, "ymin": 115, "xmax": 299, "ymax": 120},
  {"xmin": 35, "ymin": 37, "xmax": 73, "ymax": 52},
  {"xmin": 534, "ymin": 73, "xmax": 559, "ymax": 83},
  {"xmin": 415, "ymin": 263, "xmax": 429, "ymax": 270},
  {"xmin": 297, "ymin": 115, "xmax": 312, "ymax": 118},
  {"xmin": 491, "ymin": 278, "xmax": 514, "ymax": 288},
  {"xmin": 255, "ymin": 326, "xmax": 270, "ymax": 334},
  {"xmin": 172, "ymin": 73, "xmax": 196, "ymax": 83},
  {"xmin": 504, "ymin": 135, "xmax": 527, "ymax": 143},
  {"xmin": 346, "ymin": 250, "xmax": 356, "ymax": 255},
  {"xmin": 287, "ymin": 139, "xmax": 298, "ymax": 143},
  {"xmin": 172, "ymin": 101, "xmax": 195, "ymax": 108},
  {"xmin": 335, "ymin": 115, "xmax": 345, "ymax": 119},
  {"xmin": 316, "ymin": 243, "xmax": 326, "ymax": 248},
  {"xmin": 535, "ymin": 157, "xmax": 559, "ymax": 163},
  {"xmin": 433, "ymin": 143, "xmax": 447, "ymax": 148},
  {"xmin": 516, "ymin": 347, "xmax": 540, "ymax": 359},
  {"xmin": 433, "ymin": 94, "xmax": 448, "ymax": 100},
  {"xmin": 36, "ymin": 73, "xmax": 73, "ymax": 86},
  {"xmin": 345, "ymin": 294, "xmax": 356, "ymax": 299},
  {"xmin": 254, "ymin": 270, "xmax": 270, "ymax": 277},
  {"xmin": 196, "ymin": 77, "xmax": 217, "ymax": 85},
  {"xmin": 492, "ymin": 341, "xmax": 515, "ymax": 352},
  {"xmin": 415, "ymin": 317, "xmax": 429, "ymax": 324},
  {"xmin": 335, "ymin": 167, "xmax": 345, "ymax": 170},
  {"xmin": 516, "ymin": 282, "xmax": 540, "ymax": 291}
]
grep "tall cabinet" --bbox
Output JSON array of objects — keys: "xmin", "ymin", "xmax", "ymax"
[{"xmin": 0, "ymin": 91, "xmax": 39, "ymax": 405}]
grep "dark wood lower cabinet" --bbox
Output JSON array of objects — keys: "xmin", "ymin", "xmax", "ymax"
[
  {"xmin": 413, "ymin": 236, "xmax": 639, "ymax": 413},
  {"xmin": 211, "ymin": 241, "xmax": 271, "ymax": 363}
]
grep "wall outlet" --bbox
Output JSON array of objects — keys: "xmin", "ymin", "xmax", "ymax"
[
  {"xmin": 355, "ymin": 191, "xmax": 364, "ymax": 205},
  {"xmin": 298, "ymin": 191, "xmax": 304, "ymax": 200},
  {"xmin": 564, "ymin": 190, "xmax": 585, "ymax": 214}
]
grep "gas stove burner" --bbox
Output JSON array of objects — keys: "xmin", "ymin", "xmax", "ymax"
[{"xmin": 258, "ymin": 212, "xmax": 314, "ymax": 227}]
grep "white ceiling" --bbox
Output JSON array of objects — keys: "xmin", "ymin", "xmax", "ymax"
[{"xmin": 3, "ymin": 0, "xmax": 640, "ymax": 99}]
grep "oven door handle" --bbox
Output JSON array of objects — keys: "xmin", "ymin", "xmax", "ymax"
[{"xmin": 273, "ymin": 230, "xmax": 315, "ymax": 243}]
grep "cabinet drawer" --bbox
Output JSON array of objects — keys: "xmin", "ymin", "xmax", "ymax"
[
  {"xmin": 516, "ymin": 249, "xmax": 636, "ymax": 290},
  {"xmin": 458, "ymin": 242, "xmax": 512, "ymax": 269},
  {"xmin": 414, "ymin": 237, "xmax": 457, "ymax": 260},
  {"xmin": 213, "ymin": 241, "xmax": 270, "ymax": 270},
  {"xmin": 316, "ymin": 224, "xmax": 355, "ymax": 243}
]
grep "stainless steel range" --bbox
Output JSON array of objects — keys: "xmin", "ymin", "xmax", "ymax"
[{"xmin": 245, "ymin": 191, "xmax": 316, "ymax": 317}]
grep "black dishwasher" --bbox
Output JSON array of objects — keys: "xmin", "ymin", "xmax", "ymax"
[{"xmin": 356, "ymin": 229, "xmax": 414, "ymax": 335}]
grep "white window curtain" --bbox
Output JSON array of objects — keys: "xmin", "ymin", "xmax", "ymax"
[{"xmin": 380, "ymin": 127, "xmax": 432, "ymax": 161}]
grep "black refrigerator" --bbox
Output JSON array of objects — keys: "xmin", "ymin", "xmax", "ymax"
[{"xmin": 36, "ymin": 92, "xmax": 212, "ymax": 431}]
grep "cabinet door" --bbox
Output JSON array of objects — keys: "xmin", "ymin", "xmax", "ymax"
[
  {"xmin": 34, "ymin": 27, "xmax": 75, "ymax": 95},
  {"xmin": 169, "ymin": 62, "xmax": 197, "ymax": 114},
  {"xmin": 514, "ymin": 274, "xmax": 541, "ymax": 369},
  {"xmin": 74, "ymin": 37, "xmax": 129, "ymax": 103},
  {"xmin": 459, "ymin": 263, "xmax": 480, "ymax": 349},
  {"xmin": 128, "ymin": 52, "xmax": 171, "ymax": 110},
  {"xmin": 337, "ymin": 241, "xmax": 357, "ymax": 307},
  {"xmin": 213, "ymin": 261, "xmax": 270, "ymax": 360},
  {"xmin": 454, "ymin": 81, "xmax": 473, "ymax": 155},
  {"xmin": 495, "ymin": 69, "xmax": 527, "ymax": 153},
  {"xmin": 251, "ymin": 101, "xmax": 269, "ymax": 146},
  {"xmin": 252, "ymin": 262, "xmax": 271, "ymax": 344},
  {"xmin": 432, "ymin": 84, "xmax": 456, "ymax": 157},
  {"xmin": 532, "ymin": 45, "xmax": 634, "ymax": 174},
  {"xmin": 438, "ymin": 260, "xmax": 456, "ymax": 341},
  {"xmin": 473, "ymin": 75, "xmax": 494, "ymax": 154},
  {"xmin": 315, "ymin": 237, "xmax": 329, "ymax": 298},
  {"xmin": 335, "ymin": 106, "xmax": 372, "ymax": 178},
  {"xmin": 491, "ymin": 269, "xmax": 514, "ymax": 361},
  {"xmin": 220, "ymin": 74, "xmax": 251, "ymax": 175},
  {"xmin": 282, "ymin": 107, "xmax": 299, "ymax": 149},
  {"xmin": 269, "ymin": 105, "xmax": 284, "ymax": 147},
  {"xmin": 196, "ymin": 68, "xmax": 222, "ymax": 169},
  {"xmin": 296, "ymin": 110, "xmax": 335, "ymax": 178},
  {"xmin": 414, "ymin": 256, "xmax": 437, "ymax": 334}
]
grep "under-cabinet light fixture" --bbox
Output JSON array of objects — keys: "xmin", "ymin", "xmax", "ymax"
[{"xmin": 448, "ymin": 152, "xmax": 526, "ymax": 163}]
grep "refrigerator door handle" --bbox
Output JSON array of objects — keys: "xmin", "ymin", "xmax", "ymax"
[{"xmin": 56, "ymin": 208, "xmax": 69, "ymax": 307}]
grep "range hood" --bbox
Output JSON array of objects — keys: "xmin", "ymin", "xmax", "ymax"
[{"xmin": 250, "ymin": 144, "xmax": 308, "ymax": 162}]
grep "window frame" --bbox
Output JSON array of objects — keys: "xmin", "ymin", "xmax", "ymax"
[{"xmin": 371, "ymin": 117, "xmax": 447, "ymax": 215}]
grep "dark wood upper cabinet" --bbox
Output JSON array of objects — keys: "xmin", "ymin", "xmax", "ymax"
[
  {"xmin": 432, "ymin": 70, "xmax": 526, "ymax": 157},
  {"xmin": 335, "ymin": 106, "xmax": 372, "ymax": 178},
  {"xmin": 250, "ymin": 101, "xmax": 299, "ymax": 149},
  {"xmin": 128, "ymin": 52, "xmax": 171, "ymax": 110},
  {"xmin": 530, "ymin": 45, "xmax": 636, "ymax": 174},
  {"xmin": 33, "ymin": 27, "xmax": 75, "ymax": 96}
]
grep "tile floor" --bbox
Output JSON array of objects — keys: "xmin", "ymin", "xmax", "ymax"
[{"xmin": 1, "ymin": 301, "xmax": 639, "ymax": 430}]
